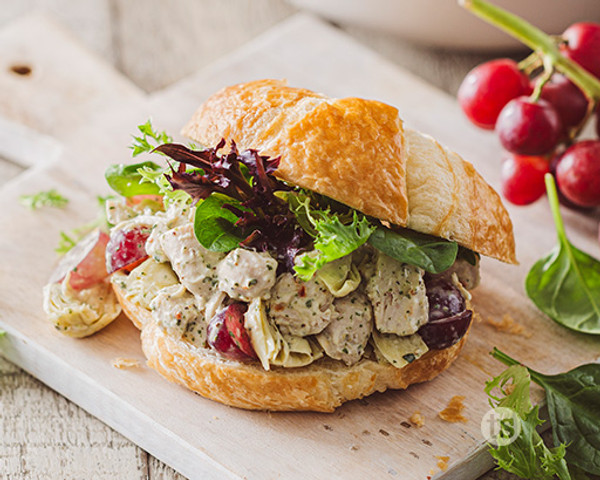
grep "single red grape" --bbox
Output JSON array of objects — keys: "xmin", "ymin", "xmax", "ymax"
[
  {"xmin": 501, "ymin": 154, "xmax": 550, "ymax": 205},
  {"xmin": 561, "ymin": 22, "xmax": 600, "ymax": 79},
  {"xmin": 458, "ymin": 59, "xmax": 530, "ymax": 130},
  {"xmin": 496, "ymin": 97, "xmax": 562, "ymax": 155},
  {"xmin": 555, "ymin": 140, "xmax": 600, "ymax": 207},
  {"xmin": 537, "ymin": 74, "xmax": 588, "ymax": 133},
  {"xmin": 105, "ymin": 225, "xmax": 151, "ymax": 274}
]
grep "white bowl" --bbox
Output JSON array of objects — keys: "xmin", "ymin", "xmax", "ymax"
[{"xmin": 288, "ymin": 0, "xmax": 600, "ymax": 51}]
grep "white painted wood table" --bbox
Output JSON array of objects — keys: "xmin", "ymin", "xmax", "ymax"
[{"xmin": 1, "ymin": 2, "xmax": 596, "ymax": 480}]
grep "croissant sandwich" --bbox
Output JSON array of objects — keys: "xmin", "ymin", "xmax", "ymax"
[{"xmin": 43, "ymin": 79, "xmax": 516, "ymax": 412}]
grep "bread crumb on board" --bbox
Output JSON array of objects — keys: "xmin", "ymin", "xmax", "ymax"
[
  {"xmin": 436, "ymin": 455, "xmax": 450, "ymax": 472},
  {"xmin": 438, "ymin": 395, "xmax": 467, "ymax": 423},
  {"xmin": 486, "ymin": 314, "xmax": 532, "ymax": 338},
  {"xmin": 409, "ymin": 411, "xmax": 425, "ymax": 428},
  {"xmin": 112, "ymin": 357, "xmax": 141, "ymax": 369}
]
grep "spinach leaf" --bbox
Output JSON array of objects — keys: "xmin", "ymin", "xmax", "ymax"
[
  {"xmin": 525, "ymin": 174, "xmax": 600, "ymax": 334},
  {"xmin": 485, "ymin": 363, "xmax": 571, "ymax": 480},
  {"xmin": 367, "ymin": 226, "xmax": 458, "ymax": 274},
  {"xmin": 458, "ymin": 246, "xmax": 480, "ymax": 266},
  {"xmin": 105, "ymin": 161, "xmax": 162, "ymax": 197},
  {"xmin": 193, "ymin": 193, "xmax": 246, "ymax": 252},
  {"xmin": 493, "ymin": 348, "xmax": 600, "ymax": 476}
]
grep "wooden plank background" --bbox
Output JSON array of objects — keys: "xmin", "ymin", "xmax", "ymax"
[{"xmin": 0, "ymin": 1, "xmax": 572, "ymax": 479}]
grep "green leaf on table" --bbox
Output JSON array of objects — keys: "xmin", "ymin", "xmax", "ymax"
[
  {"xmin": 367, "ymin": 226, "xmax": 458, "ymax": 274},
  {"xmin": 193, "ymin": 193, "xmax": 246, "ymax": 252},
  {"xmin": 531, "ymin": 363, "xmax": 600, "ymax": 475},
  {"xmin": 19, "ymin": 189, "xmax": 69, "ymax": 210},
  {"xmin": 525, "ymin": 174, "xmax": 600, "ymax": 334},
  {"xmin": 485, "ymin": 361, "xmax": 571, "ymax": 480},
  {"xmin": 492, "ymin": 348, "xmax": 600, "ymax": 476}
]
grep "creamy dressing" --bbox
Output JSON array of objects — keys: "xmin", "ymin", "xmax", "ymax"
[
  {"xmin": 150, "ymin": 284, "xmax": 205, "ymax": 341},
  {"xmin": 217, "ymin": 248, "xmax": 277, "ymax": 301},
  {"xmin": 268, "ymin": 273, "xmax": 334, "ymax": 336},
  {"xmin": 160, "ymin": 223, "xmax": 225, "ymax": 301}
]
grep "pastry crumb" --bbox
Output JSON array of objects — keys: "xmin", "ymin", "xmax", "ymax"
[
  {"xmin": 409, "ymin": 411, "xmax": 425, "ymax": 428},
  {"xmin": 436, "ymin": 455, "xmax": 450, "ymax": 471},
  {"xmin": 438, "ymin": 396, "xmax": 467, "ymax": 423},
  {"xmin": 486, "ymin": 314, "xmax": 532, "ymax": 338},
  {"xmin": 112, "ymin": 357, "xmax": 140, "ymax": 369}
]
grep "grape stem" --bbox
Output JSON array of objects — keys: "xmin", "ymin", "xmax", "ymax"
[
  {"xmin": 530, "ymin": 57, "xmax": 553, "ymax": 102},
  {"xmin": 517, "ymin": 51, "xmax": 542, "ymax": 75},
  {"xmin": 460, "ymin": 0, "xmax": 600, "ymax": 102}
]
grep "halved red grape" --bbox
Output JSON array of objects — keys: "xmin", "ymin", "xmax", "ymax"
[
  {"xmin": 105, "ymin": 225, "xmax": 151, "ymax": 274},
  {"xmin": 561, "ymin": 22, "xmax": 600, "ymax": 79},
  {"xmin": 418, "ymin": 278, "xmax": 472, "ymax": 350},
  {"xmin": 425, "ymin": 279, "xmax": 466, "ymax": 321},
  {"xmin": 207, "ymin": 303, "xmax": 255, "ymax": 360},
  {"xmin": 418, "ymin": 310, "xmax": 473, "ymax": 351},
  {"xmin": 538, "ymin": 74, "xmax": 588, "ymax": 133},
  {"xmin": 49, "ymin": 229, "xmax": 109, "ymax": 289},
  {"xmin": 501, "ymin": 154, "xmax": 550, "ymax": 206},
  {"xmin": 458, "ymin": 59, "xmax": 530, "ymax": 130},
  {"xmin": 496, "ymin": 97, "xmax": 562, "ymax": 155},
  {"xmin": 555, "ymin": 140, "xmax": 600, "ymax": 207}
]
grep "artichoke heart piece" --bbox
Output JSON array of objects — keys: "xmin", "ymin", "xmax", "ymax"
[
  {"xmin": 316, "ymin": 255, "xmax": 361, "ymax": 298},
  {"xmin": 372, "ymin": 329, "xmax": 429, "ymax": 369},
  {"xmin": 114, "ymin": 258, "xmax": 179, "ymax": 310},
  {"xmin": 245, "ymin": 298, "xmax": 322, "ymax": 370},
  {"xmin": 272, "ymin": 333, "xmax": 323, "ymax": 368},
  {"xmin": 43, "ymin": 276, "xmax": 121, "ymax": 338}
]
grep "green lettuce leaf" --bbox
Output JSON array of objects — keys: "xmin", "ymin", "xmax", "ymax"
[
  {"xmin": 130, "ymin": 119, "xmax": 172, "ymax": 157},
  {"xmin": 105, "ymin": 161, "xmax": 162, "ymax": 197},
  {"xmin": 193, "ymin": 193, "xmax": 247, "ymax": 252},
  {"xmin": 485, "ymin": 360, "xmax": 571, "ymax": 480},
  {"xmin": 294, "ymin": 209, "xmax": 375, "ymax": 281}
]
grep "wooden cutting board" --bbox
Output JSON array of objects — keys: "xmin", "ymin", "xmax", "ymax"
[{"xmin": 1, "ymin": 12, "xmax": 599, "ymax": 480}]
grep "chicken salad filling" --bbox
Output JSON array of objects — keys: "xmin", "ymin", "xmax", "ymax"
[{"xmin": 43, "ymin": 124, "xmax": 478, "ymax": 371}]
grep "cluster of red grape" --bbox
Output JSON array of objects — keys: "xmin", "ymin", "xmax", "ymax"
[{"xmin": 458, "ymin": 22, "xmax": 600, "ymax": 209}]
